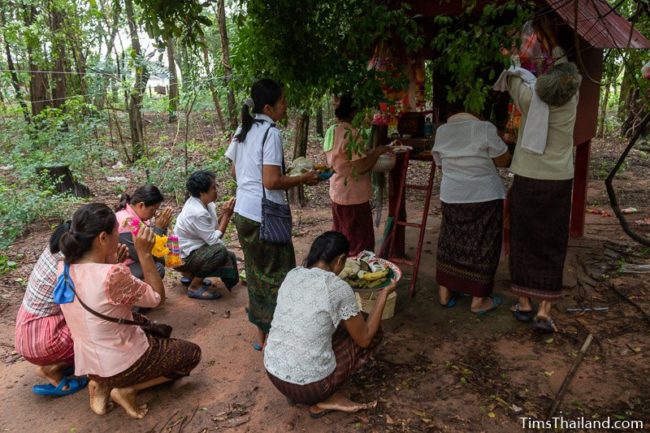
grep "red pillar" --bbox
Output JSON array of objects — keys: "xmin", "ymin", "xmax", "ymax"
[{"xmin": 570, "ymin": 140, "xmax": 591, "ymax": 237}]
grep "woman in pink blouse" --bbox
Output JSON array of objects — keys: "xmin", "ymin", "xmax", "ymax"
[{"xmin": 57, "ymin": 203, "xmax": 201, "ymax": 419}]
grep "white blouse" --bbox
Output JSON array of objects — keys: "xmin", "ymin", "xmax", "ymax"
[
  {"xmin": 432, "ymin": 115, "xmax": 508, "ymax": 204},
  {"xmin": 264, "ymin": 267, "xmax": 360, "ymax": 385},
  {"xmin": 174, "ymin": 196, "xmax": 223, "ymax": 259}
]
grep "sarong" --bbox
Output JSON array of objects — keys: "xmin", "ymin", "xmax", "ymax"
[
  {"xmin": 436, "ymin": 199, "xmax": 503, "ymax": 298},
  {"xmin": 509, "ymin": 175, "xmax": 573, "ymax": 301},
  {"xmin": 331, "ymin": 202, "xmax": 375, "ymax": 256},
  {"xmin": 88, "ymin": 334, "xmax": 201, "ymax": 389},
  {"xmin": 233, "ymin": 213, "xmax": 296, "ymax": 334},
  {"xmin": 15, "ymin": 307, "xmax": 74, "ymax": 366},
  {"xmin": 266, "ymin": 324, "xmax": 382, "ymax": 405},
  {"xmin": 175, "ymin": 243, "xmax": 239, "ymax": 289}
]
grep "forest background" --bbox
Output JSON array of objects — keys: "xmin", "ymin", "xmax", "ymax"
[{"xmin": 0, "ymin": 0, "xmax": 648, "ymax": 274}]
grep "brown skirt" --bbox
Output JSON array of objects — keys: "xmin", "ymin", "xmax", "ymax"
[
  {"xmin": 88, "ymin": 334, "xmax": 201, "ymax": 389},
  {"xmin": 266, "ymin": 324, "xmax": 382, "ymax": 406},
  {"xmin": 436, "ymin": 199, "xmax": 503, "ymax": 298},
  {"xmin": 331, "ymin": 202, "xmax": 375, "ymax": 256},
  {"xmin": 509, "ymin": 175, "xmax": 573, "ymax": 301}
]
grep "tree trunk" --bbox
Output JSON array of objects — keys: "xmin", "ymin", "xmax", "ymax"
[
  {"xmin": 289, "ymin": 112, "xmax": 310, "ymax": 207},
  {"xmin": 1, "ymin": 10, "xmax": 30, "ymax": 123},
  {"xmin": 200, "ymin": 42, "xmax": 226, "ymax": 132},
  {"xmin": 37, "ymin": 165, "xmax": 91, "ymax": 197},
  {"xmin": 23, "ymin": 5, "xmax": 50, "ymax": 118},
  {"xmin": 316, "ymin": 105, "xmax": 324, "ymax": 136},
  {"xmin": 166, "ymin": 36, "xmax": 179, "ymax": 123},
  {"xmin": 597, "ymin": 82, "xmax": 611, "ymax": 138},
  {"xmin": 48, "ymin": 2, "xmax": 67, "ymax": 109},
  {"xmin": 216, "ymin": 0, "xmax": 237, "ymax": 130},
  {"xmin": 125, "ymin": 0, "xmax": 146, "ymax": 160}
]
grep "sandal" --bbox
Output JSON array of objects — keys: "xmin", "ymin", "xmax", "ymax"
[
  {"xmin": 32, "ymin": 376, "xmax": 88, "ymax": 397},
  {"xmin": 511, "ymin": 303, "xmax": 535, "ymax": 323},
  {"xmin": 473, "ymin": 296, "xmax": 502, "ymax": 315},
  {"xmin": 180, "ymin": 277, "xmax": 213, "ymax": 287},
  {"xmin": 187, "ymin": 285, "xmax": 221, "ymax": 300},
  {"xmin": 439, "ymin": 292, "xmax": 459, "ymax": 308},
  {"xmin": 533, "ymin": 316, "xmax": 557, "ymax": 333}
]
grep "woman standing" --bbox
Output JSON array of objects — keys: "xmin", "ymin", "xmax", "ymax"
[
  {"xmin": 56, "ymin": 203, "xmax": 201, "ymax": 418},
  {"xmin": 264, "ymin": 231, "xmax": 394, "ymax": 418},
  {"xmin": 505, "ymin": 62, "xmax": 581, "ymax": 332},
  {"xmin": 432, "ymin": 107, "xmax": 511, "ymax": 313},
  {"xmin": 225, "ymin": 79, "xmax": 319, "ymax": 349},
  {"xmin": 325, "ymin": 94, "xmax": 391, "ymax": 256},
  {"xmin": 115, "ymin": 185, "xmax": 172, "ymax": 280}
]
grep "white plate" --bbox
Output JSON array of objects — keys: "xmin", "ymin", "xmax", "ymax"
[{"xmin": 389, "ymin": 145, "xmax": 413, "ymax": 154}]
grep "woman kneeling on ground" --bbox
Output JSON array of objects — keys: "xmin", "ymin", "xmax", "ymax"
[
  {"xmin": 56, "ymin": 203, "xmax": 201, "ymax": 418},
  {"xmin": 14, "ymin": 223, "xmax": 109, "ymax": 396},
  {"xmin": 115, "ymin": 185, "xmax": 172, "ymax": 280},
  {"xmin": 174, "ymin": 170, "xmax": 239, "ymax": 300},
  {"xmin": 264, "ymin": 231, "xmax": 395, "ymax": 418}
]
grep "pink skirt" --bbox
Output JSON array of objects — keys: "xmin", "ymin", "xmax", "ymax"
[{"xmin": 15, "ymin": 306, "xmax": 74, "ymax": 366}]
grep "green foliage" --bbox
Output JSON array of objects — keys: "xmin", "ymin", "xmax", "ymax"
[
  {"xmin": 0, "ymin": 254, "xmax": 18, "ymax": 276},
  {"xmin": 430, "ymin": 1, "xmax": 534, "ymax": 113},
  {"xmin": 0, "ymin": 177, "xmax": 82, "ymax": 250},
  {"xmin": 132, "ymin": 0, "xmax": 211, "ymax": 45},
  {"xmin": 231, "ymin": 0, "xmax": 423, "ymax": 109}
]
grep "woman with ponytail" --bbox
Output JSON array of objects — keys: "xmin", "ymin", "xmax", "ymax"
[
  {"xmin": 56, "ymin": 203, "xmax": 200, "ymax": 419},
  {"xmin": 225, "ymin": 79, "xmax": 320, "ymax": 349},
  {"xmin": 264, "ymin": 231, "xmax": 395, "ymax": 418},
  {"xmin": 14, "ymin": 223, "xmax": 108, "ymax": 397},
  {"xmin": 115, "ymin": 185, "xmax": 171, "ymax": 280}
]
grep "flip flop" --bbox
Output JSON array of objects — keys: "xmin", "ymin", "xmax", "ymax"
[
  {"xmin": 511, "ymin": 303, "xmax": 535, "ymax": 323},
  {"xmin": 180, "ymin": 277, "xmax": 213, "ymax": 287},
  {"xmin": 187, "ymin": 285, "xmax": 221, "ymax": 300},
  {"xmin": 533, "ymin": 316, "xmax": 557, "ymax": 333},
  {"xmin": 473, "ymin": 296, "xmax": 503, "ymax": 315},
  {"xmin": 32, "ymin": 376, "xmax": 88, "ymax": 397},
  {"xmin": 439, "ymin": 292, "xmax": 458, "ymax": 308}
]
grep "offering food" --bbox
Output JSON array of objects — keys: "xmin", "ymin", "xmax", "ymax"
[
  {"xmin": 339, "ymin": 251, "xmax": 395, "ymax": 290},
  {"xmin": 287, "ymin": 158, "xmax": 334, "ymax": 180}
]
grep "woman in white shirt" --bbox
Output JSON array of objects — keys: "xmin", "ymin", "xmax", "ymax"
[
  {"xmin": 174, "ymin": 171, "xmax": 238, "ymax": 300},
  {"xmin": 432, "ymin": 107, "xmax": 511, "ymax": 314},
  {"xmin": 225, "ymin": 79, "xmax": 319, "ymax": 349},
  {"xmin": 264, "ymin": 231, "xmax": 395, "ymax": 418}
]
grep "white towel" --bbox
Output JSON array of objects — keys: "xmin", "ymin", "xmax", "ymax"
[{"xmin": 493, "ymin": 67, "xmax": 549, "ymax": 155}]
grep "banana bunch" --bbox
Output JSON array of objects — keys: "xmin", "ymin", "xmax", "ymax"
[{"xmin": 357, "ymin": 269, "xmax": 389, "ymax": 281}]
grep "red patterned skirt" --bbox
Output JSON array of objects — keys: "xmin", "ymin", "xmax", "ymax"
[
  {"xmin": 436, "ymin": 199, "xmax": 503, "ymax": 298},
  {"xmin": 266, "ymin": 324, "xmax": 382, "ymax": 406},
  {"xmin": 15, "ymin": 306, "xmax": 74, "ymax": 366},
  {"xmin": 331, "ymin": 202, "xmax": 375, "ymax": 256}
]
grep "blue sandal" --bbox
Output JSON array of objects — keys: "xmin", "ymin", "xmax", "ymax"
[
  {"xmin": 511, "ymin": 303, "xmax": 535, "ymax": 323},
  {"xmin": 473, "ymin": 296, "xmax": 503, "ymax": 315},
  {"xmin": 440, "ymin": 292, "xmax": 458, "ymax": 308},
  {"xmin": 187, "ymin": 285, "xmax": 221, "ymax": 300},
  {"xmin": 180, "ymin": 277, "xmax": 212, "ymax": 287},
  {"xmin": 32, "ymin": 376, "xmax": 88, "ymax": 397}
]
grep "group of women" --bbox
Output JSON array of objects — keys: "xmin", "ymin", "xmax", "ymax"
[
  {"xmin": 13, "ymin": 61, "xmax": 581, "ymax": 420},
  {"xmin": 433, "ymin": 61, "xmax": 581, "ymax": 332}
]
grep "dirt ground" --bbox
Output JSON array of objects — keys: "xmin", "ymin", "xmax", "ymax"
[{"xmin": 1, "ymin": 126, "xmax": 649, "ymax": 433}]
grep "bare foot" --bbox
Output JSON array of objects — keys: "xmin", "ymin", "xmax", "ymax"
[
  {"xmin": 88, "ymin": 380, "xmax": 113, "ymax": 415},
  {"xmin": 110, "ymin": 387, "xmax": 149, "ymax": 419},
  {"xmin": 310, "ymin": 392, "xmax": 377, "ymax": 417},
  {"xmin": 36, "ymin": 364, "xmax": 67, "ymax": 388}
]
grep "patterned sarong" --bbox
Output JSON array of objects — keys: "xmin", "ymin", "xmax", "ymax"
[
  {"xmin": 233, "ymin": 213, "xmax": 296, "ymax": 334},
  {"xmin": 436, "ymin": 199, "xmax": 503, "ymax": 298}
]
